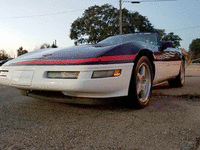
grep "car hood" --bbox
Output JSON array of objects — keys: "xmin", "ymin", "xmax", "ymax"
[
  {"xmin": 4, "ymin": 42, "xmax": 141, "ymax": 66},
  {"xmin": 3, "ymin": 44, "xmax": 116, "ymax": 66}
]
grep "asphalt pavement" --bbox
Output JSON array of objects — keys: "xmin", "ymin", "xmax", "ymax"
[{"xmin": 0, "ymin": 64, "xmax": 199, "ymax": 150}]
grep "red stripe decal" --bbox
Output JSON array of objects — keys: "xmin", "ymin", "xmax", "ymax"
[
  {"xmin": 12, "ymin": 58, "xmax": 99, "ymax": 65},
  {"xmin": 11, "ymin": 54, "xmax": 136, "ymax": 65},
  {"xmin": 99, "ymin": 55, "xmax": 136, "ymax": 62}
]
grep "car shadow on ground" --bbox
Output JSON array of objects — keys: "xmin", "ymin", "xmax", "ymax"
[
  {"xmin": 29, "ymin": 82, "xmax": 179, "ymax": 111},
  {"xmin": 11, "ymin": 80, "xmax": 191, "ymax": 112},
  {"xmin": 41, "ymin": 96, "xmax": 135, "ymax": 111},
  {"xmin": 152, "ymin": 81, "xmax": 173, "ymax": 90}
]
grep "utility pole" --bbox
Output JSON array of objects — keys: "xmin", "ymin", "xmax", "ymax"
[
  {"xmin": 119, "ymin": 0, "xmax": 175, "ymax": 35},
  {"xmin": 119, "ymin": 0, "xmax": 140, "ymax": 34},
  {"xmin": 119, "ymin": 0, "xmax": 122, "ymax": 34}
]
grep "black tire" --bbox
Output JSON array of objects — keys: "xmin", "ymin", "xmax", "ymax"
[
  {"xmin": 168, "ymin": 60, "xmax": 185, "ymax": 87},
  {"xmin": 128, "ymin": 56, "xmax": 153, "ymax": 109}
]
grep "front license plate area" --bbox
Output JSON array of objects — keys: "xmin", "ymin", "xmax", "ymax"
[{"xmin": 11, "ymin": 70, "xmax": 34, "ymax": 86}]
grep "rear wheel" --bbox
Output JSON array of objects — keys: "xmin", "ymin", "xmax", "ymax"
[
  {"xmin": 168, "ymin": 60, "xmax": 185, "ymax": 87},
  {"xmin": 128, "ymin": 56, "xmax": 153, "ymax": 109}
]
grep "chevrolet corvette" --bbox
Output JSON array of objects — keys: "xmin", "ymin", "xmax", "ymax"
[{"xmin": 0, "ymin": 32, "xmax": 185, "ymax": 108}]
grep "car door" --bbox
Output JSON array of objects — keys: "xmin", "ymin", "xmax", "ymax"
[{"xmin": 153, "ymin": 42, "xmax": 182, "ymax": 84}]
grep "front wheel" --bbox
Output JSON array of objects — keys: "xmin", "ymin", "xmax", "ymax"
[{"xmin": 128, "ymin": 56, "xmax": 153, "ymax": 109}]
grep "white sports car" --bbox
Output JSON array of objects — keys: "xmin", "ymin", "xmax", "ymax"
[{"xmin": 0, "ymin": 33, "xmax": 185, "ymax": 108}]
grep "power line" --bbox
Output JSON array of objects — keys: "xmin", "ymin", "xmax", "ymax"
[
  {"xmin": 119, "ymin": 0, "xmax": 177, "ymax": 34},
  {"xmin": 123, "ymin": 0, "xmax": 177, "ymax": 3},
  {"xmin": 0, "ymin": 9, "xmax": 85, "ymax": 20},
  {"xmin": 171, "ymin": 26, "xmax": 200, "ymax": 31},
  {"xmin": 0, "ymin": 0, "xmax": 178, "ymax": 20},
  {"xmin": 0, "ymin": 1, "xmax": 119, "ymax": 20},
  {"xmin": 2, "ymin": 1, "xmax": 198, "ymax": 32}
]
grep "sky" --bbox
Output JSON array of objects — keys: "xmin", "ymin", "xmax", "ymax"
[{"xmin": 1, "ymin": 0, "xmax": 200, "ymax": 58}]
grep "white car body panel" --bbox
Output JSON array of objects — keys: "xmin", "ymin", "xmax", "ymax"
[
  {"xmin": 0, "ymin": 60, "xmax": 181, "ymax": 98},
  {"xmin": 153, "ymin": 61, "xmax": 181, "ymax": 84},
  {"xmin": 0, "ymin": 63, "xmax": 134, "ymax": 98}
]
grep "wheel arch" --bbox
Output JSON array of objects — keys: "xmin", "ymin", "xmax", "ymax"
[
  {"xmin": 127, "ymin": 51, "xmax": 154, "ymax": 108},
  {"xmin": 134, "ymin": 49, "xmax": 155, "ymax": 79}
]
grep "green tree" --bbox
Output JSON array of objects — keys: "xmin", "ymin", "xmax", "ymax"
[
  {"xmin": 40, "ymin": 41, "xmax": 58, "ymax": 49},
  {"xmin": 161, "ymin": 32, "xmax": 182, "ymax": 48},
  {"xmin": 0, "ymin": 50, "xmax": 10, "ymax": 60},
  {"xmin": 40, "ymin": 43, "xmax": 51, "ymax": 49},
  {"xmin": 51, "ymin": 40, "xmax": 58, "ymax": 48},
  {"xmin": 17, "ymin": 47, "xmax": 28, "ymax": 57},
  {"xmin": 51, "ymin": 43, "xmax": 57, "ymax": 48},
  {"xmin": 154, "ymin": 29, "xmax": 165, "ymax": 39},
  {"xmin": 189, "ymin": 38, "xmax": 200, "ymax": 58},
  {"xmin": 70, "ymin": 4, "xmax": 154, "ymax": 45}
]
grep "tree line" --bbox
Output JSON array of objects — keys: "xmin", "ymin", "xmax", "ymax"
[
  {"xmin": 17, "ymin": 42, "xmax": 58, "ymax": 57},
  {"xmin": 0, "ymin": 41, "xmax": 58, "ymax": 60},
  {"xmin": 0, "ymin": 50, "xmax": 10, "ymax": 60}
]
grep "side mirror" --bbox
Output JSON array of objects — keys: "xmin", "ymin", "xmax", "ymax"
[{"xmin": 161, "ymin": 41, "xmax": 175, "ymax": 51}]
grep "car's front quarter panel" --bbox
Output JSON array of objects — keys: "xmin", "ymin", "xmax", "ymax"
[{"xmin": 0, "ymin": 63, "xmax": 134, "ymax": 98}]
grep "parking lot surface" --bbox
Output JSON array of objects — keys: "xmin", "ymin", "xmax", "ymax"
[{"xmin": 0, "ymin": 64, "xmax": 200, "ymax": 150}]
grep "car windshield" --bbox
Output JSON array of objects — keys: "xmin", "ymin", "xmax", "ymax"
[{"xmin": 97, "ymin": 33, "xmax": 158, "ymax": 46}]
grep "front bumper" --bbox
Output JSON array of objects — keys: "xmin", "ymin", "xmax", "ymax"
[{"xmin": 0, "ymin": 63, "xmax": 134, "ymax": 98}]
